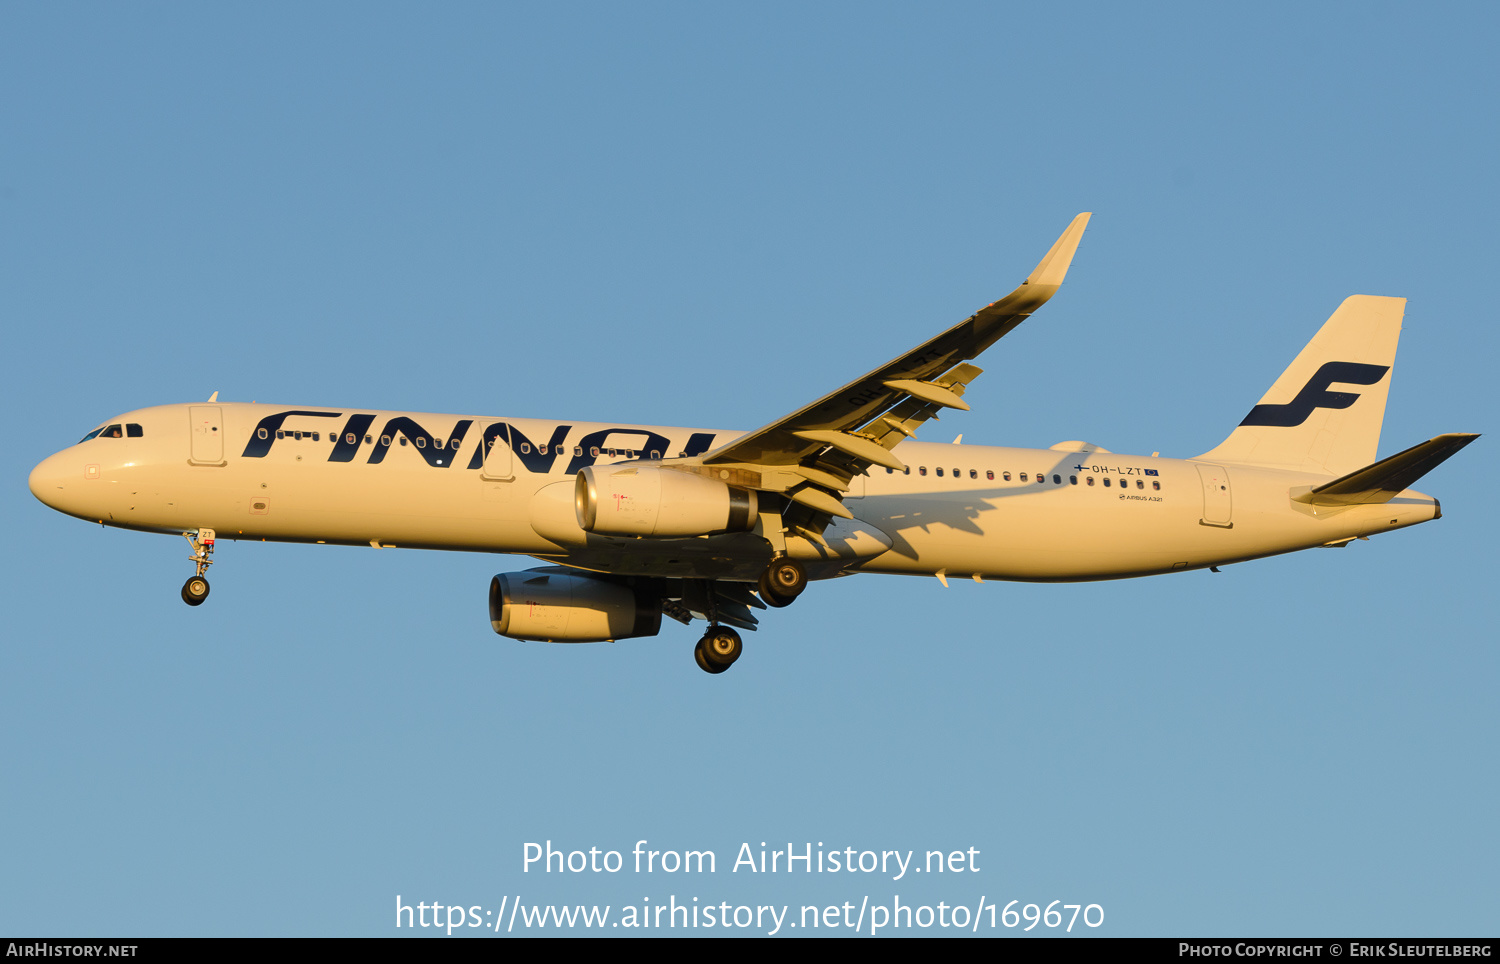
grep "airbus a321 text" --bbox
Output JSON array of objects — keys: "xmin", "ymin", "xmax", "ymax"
[{"xmin": 30, "ymin": 215, "xmax": 1477, "ymax": 673}]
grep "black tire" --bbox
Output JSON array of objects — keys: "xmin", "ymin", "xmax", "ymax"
[
  {"xmin": 694, "ymin": 640, "xmax": 728, "ymax": 674},
  {"xmin": 759, "ymin": 558, "xmax": 806, "ymax": 605},
  {"xmin": 758, "ymin": 578, "xmax": 792, "ymax": 608},
  {"xmin": 701, "ymin": 627, "xmax": 742, "ymax": 667},
  {"xmin": 181, "ymin": 576, "xmax": 210, "ymax": 607}
]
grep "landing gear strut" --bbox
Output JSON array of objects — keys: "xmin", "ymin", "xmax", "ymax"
[
  {"xmin": 695, "ymin": 625, "xmax": 742, "ymax": 675},
  {"xmin": 180, "ymin": 528, "xmax": 215, "ymax": 607},
  {"xmin": 758, "ymin": 557, "xmax": 806, "ymax": 608}
]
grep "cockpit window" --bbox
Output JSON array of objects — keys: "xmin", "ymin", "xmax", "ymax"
[{"xmin": 79, "ymin": 422, "xmax": 140, "ymax": 443}]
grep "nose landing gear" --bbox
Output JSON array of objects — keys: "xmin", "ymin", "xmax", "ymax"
[{"xmin": 180, "ymin": 528, "xmax": 215, "ymax": 607}]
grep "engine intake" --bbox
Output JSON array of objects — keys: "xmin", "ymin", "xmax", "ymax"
[
  {"xmin": 489, "ymin": 569, "xmax": 661, "ymax": 642},
  {"xmin": 575, "ymin": 464, "xmax": 757, "ymax": 537}
]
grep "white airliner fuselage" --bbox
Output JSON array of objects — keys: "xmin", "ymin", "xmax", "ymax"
[
  {"xmin": 29, "ymin": 402, "xmax": 1439, "ymax": 582},
  {"xmin": 26, "ymin": 215, "xmax": 1475, "ymax": 673}
]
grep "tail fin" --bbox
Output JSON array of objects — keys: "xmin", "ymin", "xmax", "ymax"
[{"xmin": 1197, "ymin": 295, "xmax": 1404, "ymax": 476}]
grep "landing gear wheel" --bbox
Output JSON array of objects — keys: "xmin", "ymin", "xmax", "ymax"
[
  {"xmin": 758, "ymin": 558, "xmax": 806, "ymax": 607},
  {"xmin": 694, "ymin": 640, "xmax": 729, "ymax": 674},
  {"xmin": 181, "ymin": 528, "xmax": 217, "ymax": 607},
  {"xmin": 181, "ymin": 576, "xmax": 210, "ymax": 606},
  {"xmin": 701, "ymin": 626, "xmax": 742, "ymax": 668}
]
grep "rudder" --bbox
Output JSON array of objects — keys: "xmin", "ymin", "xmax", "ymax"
[{"xmin": 1197, "ymin": 295, "xmax": 1404, "ymax": 476}]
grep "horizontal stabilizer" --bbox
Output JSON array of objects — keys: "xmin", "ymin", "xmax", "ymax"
[{"xmin": 1293, "ymin": 433, "xmax": 1479, "ymax": 506}]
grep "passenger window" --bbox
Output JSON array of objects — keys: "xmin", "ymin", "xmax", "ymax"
[
  {"xmin": 936, "ymin": 467, "xmax": 943, "ymax": 477},
  {"xmin": 903, "ymin": 466, "xmax": 910, "ymax": 475},
  {"xmin": 886, "ymin": 467, "xmax": 893, "ymax": 474},
  {"xmin": 970, "ymin": 469, "xmax": 977, "ymax": 479},
  {"xmin": 651, "ymin": 450, "xmax": 661, "ymax": 459},
  {"xmin": 346, "ymin": 433, "xmax": 356, "ymax": 444},
  {"xmin": 536, "ymin": 444, "xmax": 545, "ymax": 454},
  {"xmin": 1103, "ymin": 478, "xmax": 1111, "ymax": 487},
  {"xmin": 590, "ymin": 446, "xmax": 600, "ymax": 457},
  {"xmin": 258, "ymin": 428, "xmax": 269, "ymax": 440},
  {"xmin": 452, "ymin": 439, "xmax": 461, "ymax": 450},
  {"xmin": 312, "ymin": 432, "xmax": 320, "ymax": 441},
  {"xmin": 952, "ymin": 468, "xmax": 959, "ymax": 477},
  {"xmin": 575, "ymin": 446, "xmax": 584, "ymax": 456},
  {"xmin": 919, "ymin": 466, "xmax": 927, "ymax": 476},
  {"xmin": 276, "ymin": 430, "xmax": 285, "ymax": 439},
  {"xmin": 1136, "ymin": 479, "xmax": 1144, "ymax": 489},
  {"xmin": 381, "ymin": 435, "xmax": 391, "ymax": 446},
  {"xmin": 1070, "ymin": 475, "xmax": 1078, "ymax": 485},
  {"xmin": 1087, "ymin": 476, "xmax": 1095, "ymax": 486},
  {"xmin": 986, "ymin": 470, "xmax": 994, "ymax": 480},
  {"xmin": 416, "ymin": 437, "xmax": 427, "ymax": 449},
  {"xmin": 1003, "ymin": 472, "xmax": 1011, "ymax": 481},
  {"xmin": 365, "ymin": 436, "xmax": 373, "ymax": 444},
  {"xmin": 399, "ymin": 437, "xmax": 408, "ymax": 446},
  {"xmin": 520, "ymin": 443, "xmax": 530, "ymax": 454},
  {"xmin": 1019, "ymin": 473, "xmax": 1028, "ymax": 482},
  {"xmin": 1053, "ymin": 474, "xmax": 1061, "ymax": 484},
  {"xmin": 1153, "ymin": 481, "xmax": 1161, "ymax": 491},
  {"xmin": 126, "ymin": 423, "xmax": 143, "ymax": 437}
]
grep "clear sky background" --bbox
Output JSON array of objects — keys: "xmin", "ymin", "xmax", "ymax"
[{"xmin": 2, "ymin": 2, "xmax": 1495, "ymax": 937}]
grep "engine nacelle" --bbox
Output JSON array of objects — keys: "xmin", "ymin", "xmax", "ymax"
[
  {"xmin": 489, "ymin": 569, "xmax": 661, "ymax": 642},
  {"xmin": 575, "ymin": 464, "xmax": 758, "ymax": 537}
]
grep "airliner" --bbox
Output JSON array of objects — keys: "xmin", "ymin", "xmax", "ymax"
[{"xmin": 28, "ymin": 214, "xmax": 1477, "ymax": 673}]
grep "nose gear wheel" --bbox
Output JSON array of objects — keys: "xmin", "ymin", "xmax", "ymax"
[
  {"xmin": 181, "ymin": 576, "xmax": 210, "ymax": 606},
  {"xmin": 180, "ymin": 528, "xmax": 216, "ymax": 606}
]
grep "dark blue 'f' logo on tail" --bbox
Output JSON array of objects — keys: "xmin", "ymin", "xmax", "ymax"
[{"xmin": 1239, "ymin": 362, "xmax": 1391, "ymax": 427}]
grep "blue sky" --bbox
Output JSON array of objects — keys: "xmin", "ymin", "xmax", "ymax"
[{"xmin": 3, "ymin": 2, "xmax": 1495, "ymax": 937}]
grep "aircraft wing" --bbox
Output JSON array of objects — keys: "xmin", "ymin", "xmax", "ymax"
[{"xmin": 677, "ymin": 213, "xmax": 1090, "ymax": 523}]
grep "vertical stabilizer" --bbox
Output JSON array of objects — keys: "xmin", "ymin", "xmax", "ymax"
[{"xmin": 1196, "ymin": 296, "xmax": 1404, "ymax": 476}]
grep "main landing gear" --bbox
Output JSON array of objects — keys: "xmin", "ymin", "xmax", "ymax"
[
  {"xmin": 180, "ymin": 528, "xmax": 215, "ymax": 606},
  {"xmin": 692, "ymin": 558, "xmax": 807, "ymax": 674},
  {"xmin": 758, "ymin": 557, "xmax": 807, "ymax": 608},
  {"xmin": 694, "ymin": 625, "xmax": 742, "ymax": 675}
]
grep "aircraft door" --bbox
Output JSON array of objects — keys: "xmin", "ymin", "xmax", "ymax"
[
  {"xmin": 188, "ymin": 406, "xmax": 225, "ymax": 465},
  {"xmin": 480, "ymin": 426, "xmax": 515, "ymax": 482},
  {"xmin": 1195, "ymin": 462, "xmax": 1233, "ymax": 528}
]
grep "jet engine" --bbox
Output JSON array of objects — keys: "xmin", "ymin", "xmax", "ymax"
[
  {"xmin": 489, "ymin": 569, "xmax": 661, "ymax": 642},
  {"xmin": 575, "ymin": 464, "xmax": 758, "ymax": 537}
]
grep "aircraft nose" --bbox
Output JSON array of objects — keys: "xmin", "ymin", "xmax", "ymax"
[{"xmin": 29, "ymin": 451, "xmax": 79, "ymax": 512}]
